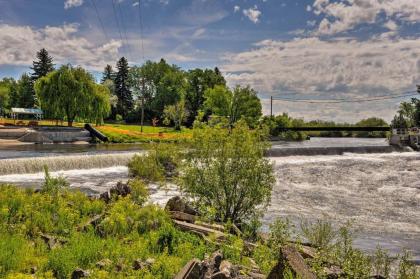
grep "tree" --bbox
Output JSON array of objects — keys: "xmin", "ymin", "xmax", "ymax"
[
  {"xmin": 114, "ymin": 57, "xmax": 133, "ymax": 118},
  {"xmin": 204, "ymin": 85, "xmax": 262, "ymax": 127},
  {"xmin": 356, "ymin": 117, "xmax": 388, "ymax": 137},
  {"xmin": 90, "ymin": 84, "xmax": 111, "ymax": 126},
  {"xmin": 185, "ymin": 68, "xmax": 226, "ymax": 126},
  {"xmin": 0, "ymin": 78, "xmax": 17, "ymax": 113},
  {"xmin": 180, "ymin": 122, "xmax": 275, "ymax": 225},
  {"xmin": 31, "ymin": 48, "xmax": 54, "ymax": 81},
  {"xmin": 17, "ymin": 73, "xmax": 35, "ymax": 108},
  {"xmin": 163, "ymin": 99, "xmax": 189, "ymax": 130},
  {"xmin": 101, "ymin": 64, "xmax": 115, "ymax": 84},
  {"xmin": 391, "ymin": 98, "xmax": 420, "ymax": 128},
  {"xmin": 35, "ymin": 65, "xmax": 110, "ymax": 126}
]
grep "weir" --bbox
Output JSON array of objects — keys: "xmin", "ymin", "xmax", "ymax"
[{"xmin": 0, "ymin": 152, "xmax": 140, "ymax": 175}]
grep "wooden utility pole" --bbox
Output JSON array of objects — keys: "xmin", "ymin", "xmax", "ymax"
[
  {"xmin": 270, "ymin": 96, "xmax": 273, "ymax": 117},
  {"xmin": 140, "ymin": 77, "xmax": 145, "ymax": 133}
]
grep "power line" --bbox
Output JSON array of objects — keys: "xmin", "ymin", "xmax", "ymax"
[
  {"xmin": 136, "ymin": 0, "xmax": 145, "ymax": 62},
  {"xmin": 111, "ymin": 0, "xmax": 127, "ymax": 59},
  {"xmin": 271, "ymin": 91, "xmax": 418, "ymax": 104},
  {"xmin": 116, "ymin": 0, "xmax": 134, "ymax": 61},
  {"xmin": 89, "ymin": 0, "xmax": 109, "ymax": 42}
]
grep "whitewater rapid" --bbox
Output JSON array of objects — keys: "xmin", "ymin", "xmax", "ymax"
[{"xmin": 0, "ymin": 149, "xmax": 419, "ymax": 259}]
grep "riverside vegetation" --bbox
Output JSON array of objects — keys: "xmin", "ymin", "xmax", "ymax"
[{"xmin": 1, "ymin": 123, "xmax": 419, "ymax": 278}]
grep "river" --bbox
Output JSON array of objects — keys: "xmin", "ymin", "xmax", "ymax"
[{"xmin": 0, "ymin": 138, "xmax": 419, "ymax": 260}]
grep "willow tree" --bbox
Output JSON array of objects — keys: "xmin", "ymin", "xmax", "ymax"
[
  {"xmin": 90, "ymin": 84, "xmax": 111, "ymax": 126},
  {"xmin": 35, "ymin": 65, "xmax": 110, "ymax": 126}
]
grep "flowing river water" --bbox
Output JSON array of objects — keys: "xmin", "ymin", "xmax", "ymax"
[{"xmin": 0, "ymin": 138, "xmax": 419, "ymax": 260}]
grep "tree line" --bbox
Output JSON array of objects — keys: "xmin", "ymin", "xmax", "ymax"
[
  {"xmin": 0, "ymin": 49, "xmax": 263, "ymax": 128},
  {"xmin": 101, "ymin": 57, "xmax": 262, "ymax": 129}
]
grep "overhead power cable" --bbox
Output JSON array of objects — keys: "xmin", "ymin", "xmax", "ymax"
[
  {"xmin": 136, "ymin": 0, "xmax": 145, "ymax": 62},
  {"xmin": 89, "ymin": 0, "xmax": 109, "ymax": 42},
  {"xmin": 271, "ymin": 91, "xmax": 418, "ymax": 104},
  {"xmin": 111, "ymin": 0, "xmax": 128, "ymax": 59},
  {"xmin": 116, "ymin": 0, "xmax": 134, "ymax": 61}
]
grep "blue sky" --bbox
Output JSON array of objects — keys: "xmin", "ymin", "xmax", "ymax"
[{"xmin": 1, "ymin": 0, "xmax": 420, "ymax": 122}]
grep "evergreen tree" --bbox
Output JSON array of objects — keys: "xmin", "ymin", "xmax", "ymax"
[
  {"xmin": 114, "ymin": 57, "xmax": 133, "ymax": 118},
  {"xmin": 18, "ymin": 73, "xmax": 35, "ymax": 108},
  {"xmin": 31, "ymin": 48, "xmax": 54, "ymax": 81},
  {"xmin": 101, "ymin": 64, "xmax": 115, "ymax": 83}
]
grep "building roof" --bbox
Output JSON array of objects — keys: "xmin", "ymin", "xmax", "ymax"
[{"xmin": 11, "ymin": 108, "xmax": 43, "ymax": 114}]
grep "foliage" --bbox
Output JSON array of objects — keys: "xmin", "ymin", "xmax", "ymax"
[
  {"xmin": 41, "ymin": 166, "xmax": 69, "ymax": 195},
  {"xmin": 35, "ymin": 65, "xmax": 111, "ymax": 126},
  {"xmin": 392, "ymin": 98, "xmax": 420, "ymax": 128},
  {"xmin": 0, "ymin": 184, "xmax": 222, "ymax": 278},
  {"xmin": 114, "ymin": 57, "xmax": 133, "ymax": 118},
  {"xmin": 163, "ymin": 99, "xmax": 189, "ymax": 130},
  {"xmin": 204, "ymin": 85, "xmax": 262, "ymax": 128},
  {"xmin": 355, "ymin": 117, "xmax": 388, "ymax": 137},
  {"xmin": 268, "ymin": 217, "xmax": 294, "ymax": 256},
  {"xmin": 397, "ymin": 250, "xmax": 420, "ymax": 279},
  {"xmin": 128, "ymin": 143, "xmax": 180, "ymax": 182},
  {"xmin": 128, "ymin": 179, "xmax": 149, "ymax": 206},
  {"xmin": 31, "ymin": 48, "xmax": 54, "ymax": 81},
  {"xmin": 180, "ymin": 121, "xmax": 275, "ymax": 225},
  {"xmin": 372, "ymin": 245, "xmax": 392, "ymax": 278},
  {"xmin": 300, "ymin": 219, "xmax": 336, "ymax": 251},
  {"xmin": 17, "ymin": 73, "xmax": 35, "ymax": 108},
  {"xmin": 260, "ymin": 114, "xmax": 307, "ymax": 140},
  {"xmin": 101, "ymin": 64, "xmax": 115, "ymax": 84},
  {"xmin": 185, "ymin": 68, "xmax": 226, "ymax": 126}
]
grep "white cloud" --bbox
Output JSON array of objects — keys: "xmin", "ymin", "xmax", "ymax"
[
  {"xmin": 243, "ymin": 5, "xmax": 262, "ymax": 24},
  {"xmin": 0, "ymin": 23, "xmax": 121, "ymax": 71},
  {"xmin": 222, "ymin": 36, "xmax": 420, "ymax": 122},
  {"xmin": 384, "ymin": 20, "xmax": 398, "ymax": 31},
  {"xmin": 234, "ymin": 5, "xmax": 240, "ymax": 13},
  {"xmin": 132, "ymin": 1, "xmax": 139, "ymax": 7},
  {"xmin": 313, "ymin": 0, "xmax": 420, "ymax": 35},
  {"xmin": 64, "ymin": 0, "xmax": 83, "ymax": 9}
]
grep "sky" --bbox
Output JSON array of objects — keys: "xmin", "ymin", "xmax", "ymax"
[{"xmin": 0, "ymin": 0, "xmax": 420, "ymax": 123}]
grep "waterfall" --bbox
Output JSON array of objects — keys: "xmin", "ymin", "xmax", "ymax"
[
  {"xmin": 266, "ymin": 145, "xmax": 413, "ymax": 157},
  {"xmin": 0, "ymin": 152, "xmax": 141, "ymax": 175}
]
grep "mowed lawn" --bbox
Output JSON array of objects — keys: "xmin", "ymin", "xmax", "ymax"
[{"xmin": 96, "ymin": 123, "xmax": 192, "ymax": 143}]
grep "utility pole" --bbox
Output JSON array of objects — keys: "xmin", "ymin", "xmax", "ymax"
[
  {"xmin": 140, "ymin": 77, "xmax": 145, "ymax": 133},
  {"xmin": 270, "ymin": 96, "xmax": 273, "ymax": 117}
]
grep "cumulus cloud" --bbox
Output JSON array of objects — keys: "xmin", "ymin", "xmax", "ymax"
[
  {"xmin": 0, "ymin": 23, "xmax": 121, "ymax": 71},
  {"xmin": 64, "ymin": 0, "xmax": 83, "ymax": 9},
  {"xmin": 313, "ymin": 0, "xmax": 420, "ymax": 35},
  {"xmin": 222, "ymin": 36, "xmax": 420, "ymax": 121},
  {"xmin": 234, "ymin": 5, "xmax": 240, "ymax": 13},
  {"xmin": 243, "ymin": 5, "xmax": 262, "ymax": 24}
]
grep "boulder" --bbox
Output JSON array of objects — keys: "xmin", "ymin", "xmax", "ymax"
[
  {"xmin": 170, "ymin": 211, "xmax": 197, "ymax": 223},
  {"xmin": 165, "ymin": 196, "xmax": 198, "ymax": 215},
  {"xmin": 71, "ymin": 268, "xmax": 89, "ymax": 279},
  {"xmin": 78, "ymin": 214, "xmax": 103, "ymax": 232},
  {"xmin": 132, "ymin": 259, "xmax": 144, "ymax": 271},
  {"xmin": 267, "ymin": 245, "xmax": 316, "ymax": 279},
  {"xmin": 299, "ymin": 245, "xmax": 317, "ymax": 259},
  {"xmin": 324, "ymin": 265, "xmax": 345, "ymax": 278},
  {"xmin": 110, "ymin": 181, "xmax": 131, "ymax": 197}
]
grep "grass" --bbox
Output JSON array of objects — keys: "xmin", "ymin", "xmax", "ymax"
[
  {"xmin": 0, "ymin": 117, "xmax": 192, "ymax": 143},
  {"xmin": 96, "ymin": 123, "xmax": 192, "ymax": 143}
]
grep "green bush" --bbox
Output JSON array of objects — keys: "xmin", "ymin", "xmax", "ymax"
[
  {"xmin": 300, "ymin": 219, "xmax": 336, "ymax": 251},
  {"xmin": 47, "ymin": 232, "xmax": 104, "ymax": 279},
  {"xmin": 128, "ymin": 178, "xmax": 149, "ymax": 206},
  {"xmin": 180, "ymin": 122, "xmax": 275, "ymax": 225},
  {"xmin": 41, "ymin": 166, "xmax": 69, "ymax": 195},
  {"xmin": 268, "ymin": 217, "xmax": 294, "ymax": 256}
]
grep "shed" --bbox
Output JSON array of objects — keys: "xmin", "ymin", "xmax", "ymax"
[{"xmin": 11, "ymin": 108, "xmax": 43, "ymax": 120}]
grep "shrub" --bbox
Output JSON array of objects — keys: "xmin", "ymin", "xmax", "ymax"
[
  {"xmin": 180, "ymin": 121, "xmax": 275, "ymax": 225},
  {"xmin": 397, "ymin": 250, "xmax": 420, "ymax": 279},
  {"xmin": 128, "ymin": 143, "xmax": 179, "ymax": 182},
  {"xmin": 47, "ymin": 232, "xmax": 104, "ymax": 279},
  {"xmin": 41, "ymin": 166, "xmax": 69, "ymax": 195},
  {"xmin": 128, "ymin": 179, "xmax": 149, "ymax": 206},
  {"xmin": 372, "ymin": 246, "xmax": 392, "ymax": 278},
  {"xmin": 268, "ymin": 217, "xmax": 294, "ymax": 256},
  {"xmin": 300, "ymin": 219, "xmax": 336, "ymax": 250}
]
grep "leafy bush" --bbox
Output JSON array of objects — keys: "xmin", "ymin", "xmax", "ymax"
[
  {"xmin": 47, "ymin": 232, "xmax": 104, "ymax": 279},
  {"xmin": 128, "ymin": 144, "xmax": 179, "ymax": 182},
  {"xmin": 268, "ymin": 217, "xmax": 294, "ymax": 256},
  {"xmin": 300, "ymin": 219, "xmax": 336, "ymax": 250},
  {"xmin": 128, "ymin": 178, "xmax": 149, "ymax": 206},
  {"xmin": 41, "ymin": 166, "xmax": 69, "ymax": 195},
  {"xmin": 180, "ymin": 121, "xmax": 275, "ymax": 225}
]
